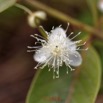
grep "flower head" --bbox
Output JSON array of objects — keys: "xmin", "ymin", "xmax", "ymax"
[{"xmin": 27, "ymin": 24, "xmax": 88, "ymax": 79}]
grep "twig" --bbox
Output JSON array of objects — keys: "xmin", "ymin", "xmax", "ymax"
[
  {"xmin": 86, "ymin": 0, "xmax": 98, "ymax": 26},
  {"xmin": 24, "ymin": 0, "xmax": 103, "ymax": 40},
  {"xmin": 15, "ymin": 3, "xmax": 32, "ymax": 15}
]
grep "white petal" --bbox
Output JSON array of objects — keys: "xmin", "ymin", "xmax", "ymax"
[
  {"xmin": 68, "ymin": 43, "xmax": 76, "ymax": 51},
  {"xmin": 51, "ymin": 27, "xmax": 66, "ymax": 37},
  {"xmin": 48, "ymin": 27, "xmax": 66, "ymax": 43},
  {"xmin": 68, "ymin": 51, "xmax": 82, "ymax": 66},
  {"xmin": 66, "ymin": 39, "xmax": 77, "ymax": 51},
  {"xmin": 33, "ymin": 48, "xmax": 51, "ymax": 63}
]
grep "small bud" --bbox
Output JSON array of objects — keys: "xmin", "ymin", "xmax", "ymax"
[
  {"xmin": 98, "ymin": 0, "xmax": 103, "ymax": 12},
  {"xmin": 28, "ymin": 11, "xmax": 47, "ymax": 28}
]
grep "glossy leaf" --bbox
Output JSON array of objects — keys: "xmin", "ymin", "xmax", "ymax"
[
  {"xmin": 0, "ymin": 0, "xmax": 16, "ymax": 13},
  {"xmin": 26, "ymin": 47, "xmax": 101, "ymax": 103},
  {"xmin": 93, "ymin": 40, "xmax": 103, "ymax": 93}
]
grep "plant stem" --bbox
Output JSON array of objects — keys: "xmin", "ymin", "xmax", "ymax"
[
  {"xmin": 86, "ymin": 0, "xmax": 98, "ymax": 26},
  {"xmin": 24, "ymin": 0, "xmax": 103, "ymax": 39},
  {"xmin": 15, "ymin": 3, "xmax": 32, "ymax": 15}
]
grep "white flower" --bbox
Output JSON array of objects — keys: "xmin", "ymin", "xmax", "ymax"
[{"xmin": 27, "ymin": 24, "xmax": 88, "ymax": 79}]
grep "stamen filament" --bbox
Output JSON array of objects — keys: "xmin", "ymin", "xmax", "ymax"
[
  {"xmin": 70, "ymin": 32, "xmax": 81, "ymax": 40},
  {"xmin": 27, "ymin": 50, "xmax": 37, "ymax": 52},
  {"xmin": 76, "ymin": 47, "xmax": 88, "ymax": 51},
  {"xmin": 27, "ymin": 46, "xmax": 41, "ymax": 48},
  {"xmin": 65, "ymin": 23, "xmax": 70, "ymax": 33},
  {"xmin": 34, "ymin": 34, "xmax": 46, "ymax": 40},
  {"xmin": 77, "ymin": 42, "xmax": 86, "ymax": 47},
  {"xmin": 68, "ymin": 32, "xmax": 74, "ymax": 37}
]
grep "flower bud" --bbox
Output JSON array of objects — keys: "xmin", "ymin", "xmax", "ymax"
[
  {"xmin": 28, "ymin": 11, "xmax": 47, "ymax": 28},
  {"xmin": 98, "ymin": 0, "xmax": 103, "ymax": 12}
]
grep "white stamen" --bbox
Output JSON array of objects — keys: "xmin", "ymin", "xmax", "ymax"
[
  {"xmin": 27, "ymin": 46, "xmax": 41, "ymax": 49},
  {"xmin": 76, "ymin": 47, "xmax": 88, "ymax": 50},
  {"xmin": 59, "ymin": 24, "xmax": 62, "ymax": 27},
  {"xmin": 30, "ymin": 34, "xmax": 46, "ymax": 43},
  {"xmin": 52, "ymin": 26, "xmax": 54, "ymax": 30},
  {"xmin": 77, "ymin": 42, "xmax": 86, "ymax": 47},
  {"xmin": 27, "ymin": 50, "xmax": 37, "ymax": 52},
  {"xmin": 65, "ymin": 23, "xmax": 70, "ymax": 33},
  {"xmin": 56, "ymin": 57, "xmax": 60, "ymax": 78},
  {"xmin": 35, "ymin": 42, "xmax": 42, "ymax": 45},
  {"xmin": 70, "ymin": 32, "xmax": 81, "ymax": 40},
  {"xmin": 68, "ymin": 32, "xmax": 74, "ymax": 38},
  {"xmin": 34, "ymin": 34, "xmax": 46, "ymax": 40},
  {"xmin": 66, "ymin": 66, "xmax": 69, "ymax": 74},
  {"xmin": 40, "ymin": 56, "xmax": 53, "ymax": 69},
  {"xmin": 34, "ymin": 63, "xmax": 42, "ymax": 69},
  {"xmin": 53, "ymin": 69, "xmax": 55, "ymax": 79}
]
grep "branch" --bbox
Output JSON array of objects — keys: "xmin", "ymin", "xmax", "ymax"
[{"xmin": 24, "ymin": 0, "xmax": 103, "ymax": 40}]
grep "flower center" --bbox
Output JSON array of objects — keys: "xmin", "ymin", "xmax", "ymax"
[{"xmin": 52, "ymin": 45, "xmax": 61, "ymax": 55}]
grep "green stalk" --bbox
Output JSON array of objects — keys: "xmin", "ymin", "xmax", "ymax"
[
  {"xmin": 15, "ymin": 3, "xmax": 32, "ymax": 15},
  {"xmin": 86, "ymin": 0, "xmax": 98, "ymax": 26}
]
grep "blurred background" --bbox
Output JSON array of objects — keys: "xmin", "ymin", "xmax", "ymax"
[{"xmin": 0, "ymin": 0, "xmax": 103, "ymax": 103}]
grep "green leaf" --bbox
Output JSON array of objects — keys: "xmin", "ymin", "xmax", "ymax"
[
  {"xmin": 93, "ymin": 40, "xmax": 103, "ymax": 93},
  {"xmin": 77, "ymin": 10, "xmax": 93, "ymax": 26},
  {"xmin": 0, "ymin": 0, "xmax": 16, "ymax": 13},
  {"xmin": 26, "ymin": 47, "xmax": 101, "ymax": 103}
]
